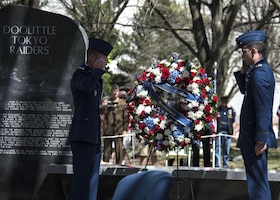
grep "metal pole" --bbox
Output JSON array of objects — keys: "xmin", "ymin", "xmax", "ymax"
[
  {"xmin": 212, "ymin": 136, "xmax": 215, "ymax": 168},
  {"xmin": 218, "ymin": 134, "xmax": 221, "ymax": 168}
]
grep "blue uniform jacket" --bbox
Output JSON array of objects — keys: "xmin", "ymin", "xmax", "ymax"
[
  {"xmin": 69, "ymin": 63, "xmax": 104, "ymax": 145},
  {"xmin": 234, "ymin": 58, "xmax": 277, "ymax": 149}
]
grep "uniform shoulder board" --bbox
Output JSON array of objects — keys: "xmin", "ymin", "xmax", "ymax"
[
  {"xmin": 77, "ymin": 66, "xmax": 86, "ymax": 70},
  {"xmin": 255, "ymin": 63, "xmax": 263, "ymax": 68}
]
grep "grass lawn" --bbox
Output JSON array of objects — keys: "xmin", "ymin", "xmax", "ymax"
[
  {"xmin": 154, "ymin": 139, "xmax": 280, "ymax": 170},
  {"xmin": 229, "ymin": 139, "xmax": 280, "ymax": 170}
]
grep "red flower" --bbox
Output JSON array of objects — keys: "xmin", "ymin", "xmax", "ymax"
[
  {"xmin": 205, "ymin": 115, "xmax": 213, "ymax": 122},
  {"xmin": 180, "ymin": 141, "xmax": 186, "ymax": 146},
  {"xmin": 198, "ymin": 68, "xmax": 205, "ymax": 75},
  {"xmin": 213, "ymin": 95, "xmax": 219, "ymax": 102},
  {"xmin": 161, "ymin": 67, "xmax": 170, "ymax": 79},
  {"xmin": 157, "ymin": 63, "xmax": 164, "ymax": 68},
  {"xmin": 191, "ymin": 72, "xmax": 196, "ymax": 77},
  {"xmin": 195, "ymin": 79, "xmax": 203, "ymax": 85},
  {"xmin": 137, "ymin": 71, "xmax": 147, "ymax": 82},
  {"xmin": 139, "ymin": 123, "xmax": 146, "ymax": 129},
  {"xmin": 186, "ymin": 77, "xmax": 193, "ymax": 84},
  {"xmin": 149, "ymin": 72, "xmax": 156, "ymax": 81},
  {"xmin": 204, "ymin": 104, "xmax": 211, "ymax": 114},
  {"xmin": 140, "ymin": 111, "xmax": 146, "ymax": 118},
  {"xmin": 178, "ymin": 61, "xmax": 185, "ymax": 67},
  {"xmin": 154, "ymin": 124, "xmax": 160, "ymax": 131},
  {"xmin": 143, "ymin": 99, "xmax": 151, "ymax": 105},
  {"xmin": 159, "ymin": 115, "xmax": 165, "ymax": 121},
  {"xmin": 175, "ymin": 77, "xmax": 181, "ymax": 84},
  {"xmin": 201, "ymin": 93, "xmax": 207, "ymax": 99},
  {"xmin": 160, "ymin": 144, "xmax": 168, "ymax": 150},
  {"xmin": 203, "ymin": 77, "xmax": 210, "ymax": 85}
]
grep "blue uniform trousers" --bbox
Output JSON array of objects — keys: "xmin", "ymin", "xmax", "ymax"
[
  {"xmin": 71, "ymin": 141, "xmax": 101, "ymax": 200},
  {"xmin": 241, "ymin": 148, "xmax": 271, "ymax": 200},
  {"xmin": 215, "ymin": 131, "xmax": 232, "ymax": 168}
]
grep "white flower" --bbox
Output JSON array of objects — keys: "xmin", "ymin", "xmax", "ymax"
[
  {"xmin": 199, "ymin": 104, "xmax": 205, "ymax": 111},
  {"xmin": 144, "ymin": 127, "xmax": 150, "ymax": 133},
  {"xmin": 156, "ymin": 133, "xmax": 163, "ymax": 140},
  {"xmin": 188, "ymin": 132, "xmax": 194, "ymax": 138},
  {"xmin": 150, "ymin": 68, "xmax": 161, "ymax": 76},
  {"xmin": 163, "ymin": 140, "xmax": 169, "ymax": 146},
  {"xmin": 193, "ymin": 88, "xmax": 200, "ymax": 95},
  {"xmin": 160, "ymin": 59, "xmax": 170, "ymax": 66},
  {"xmin": 188, "ymin": 111, "xmax": 196, "ymax": 120},
  {"xmin": 169, "ymin": 141, "xmax": 176, "ymax": 149},
  {"xmin": 184, "ymin": 138, "xmax": 191, "ymax": 143},
  {"xmin": 137, "ymin": 90, "xmax": 149, "ymax": 98},
  {"xmin": 155, "ymin": 75, "xmax": 161, "ymax": 83},
  {"xmin": 170, "ymin": 62, "xmax": 178, "ymax": 69},
  {"xmin": 164, "ymin": 129, "xmax": 171, "ymax": 136},
  {"xmin": 181, "ymin": 68, "xmax": 190, "ymax": 77},
  {"xmin": 187, "ymin": 83, "xmax": 200, "ymax": 95},
  {"xmin": 168, "ymin": 135, "xmax": 174, "ymax": 141},
  {"xmin": 205, "ymin": 85, "xmax": 211, "ymax": 92},
  {"xmin": 194, "ymin": 110, "xmax": 204, "ymax": 119},
  {"xmin": 194, "ymin": 121, "xmax": 203, "ymax": 131},
  {"xmin": 144, "ymin": 105, "xmax": 152, "ymax": 114},
  {"xmin": 159, "ymin": 120, "xmax": 167, "ymax": 129},
  {"xmin": 154, "ymin": 117, "xmax": 160, "ymax": 124},
  {"xmin": 136, "ymin": 104, "xmax": 145, "ymax": 115},
  {"xmin": 170, "ymin": 124, "xmax": 177, "ymax": 131},
  {"xmin": 177, "ymin": 135, "xmax": 184, "ymax": 142},
  {"xmin": 187, "ymin": 101, "xmax": 199, "ymax": 110}
]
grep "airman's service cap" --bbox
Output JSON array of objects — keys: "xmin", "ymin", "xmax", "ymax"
[
  {"xmin": 236, "ymin": 30, "xmax": 266, "ymax": 48},
  {"xmin": 88, "ymin": 38, "xmax": 113, "ymax": 56}
]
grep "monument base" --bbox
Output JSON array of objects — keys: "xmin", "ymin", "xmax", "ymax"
[{"xmin": 32, "ymin": 164, "xmax": 280, "ymax": 200}]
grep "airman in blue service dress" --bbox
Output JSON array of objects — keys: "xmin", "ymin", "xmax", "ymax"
[
  {"xmin": 234, "ymin": 30, "xmax": 277, "ymax": 200},
  {"xmin": 69, "ymin": 38, "xmax": 113, "ymax": 200}
]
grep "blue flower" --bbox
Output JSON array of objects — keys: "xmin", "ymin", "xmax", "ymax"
[
  {"xmin": 157, "ymin": 140, "xmax": 163, "ymax": 151},
  {"xmin": 168, "ymin": 70, "xmax": 179, "ymax": 84},
  {"xmin": 172, "ymin": 129, "xmax": 183, "ymax": 140},
  {"xmin": 201, "ymin": 73, "xmax": 208, "ymax": 78},
  {"xmin": 172, "ymin": 52, "xmax": 179, "ymax": 63},
  {"xmin": 143, "ymin": 116, "xmax": 154, "ymax": 129}
]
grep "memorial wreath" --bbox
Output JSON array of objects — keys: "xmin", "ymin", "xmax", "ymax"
[{"xmin": 127, "ymin": 53, "xmax": 218, "ymax": 152}]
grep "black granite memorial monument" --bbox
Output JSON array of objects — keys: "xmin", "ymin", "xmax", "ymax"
[{"xmin": 0, "ymin": 5, "xmax": 87, "ymax": 200}]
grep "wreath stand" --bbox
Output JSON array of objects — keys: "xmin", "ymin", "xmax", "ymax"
[
  {"xmin": 172, "ymin": 147, "xmax": 195, "ymax": 200},
  {"xmin": 142, "ymin": 145, "xmax": 195, "ymax": 200}
]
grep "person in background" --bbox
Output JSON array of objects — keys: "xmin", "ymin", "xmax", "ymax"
[
  {"xmin": 234, "ymin": 30, "xmax": 277, "ymax": 200},
  {"xmin": 214, "ymin": 96, "xmax": 236, "ymax": 168},
  {"xmin": 139, "ymin": 142, "xmax": 158, "ymax": 166},
  {"xmin": 69, "ymin": 38, "xmax": 113, "ymax": 200},
  {"xmin": 191, "ymin": 129, "xmax": 211, "ymax": 167},
  {"xmin": 102, "ymin": 84, "xmax": 128, "ymax": 165}
]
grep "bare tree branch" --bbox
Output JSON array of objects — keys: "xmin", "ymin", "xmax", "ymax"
[{"xmin": 147, "ymin": 0, "xmax": 198, "ymax": 57}]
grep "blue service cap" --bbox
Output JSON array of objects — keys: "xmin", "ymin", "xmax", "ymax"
[
  {"xmin": 236, "ymin": 30, "xmax": 266, "ymax": 48},
  {"xmin": 88, "ymin": 38, "xmax": 113, "ymax": 56}
]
